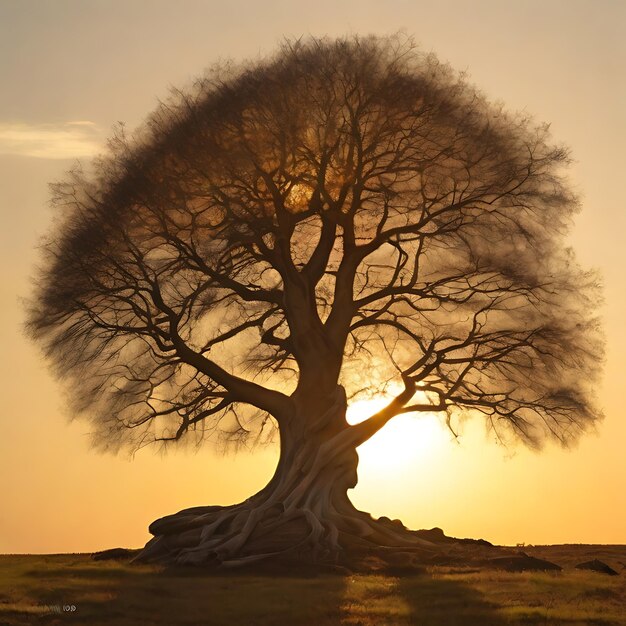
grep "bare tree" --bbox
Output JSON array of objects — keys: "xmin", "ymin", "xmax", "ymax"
[{"xmin": 28, "ymin": 36, "xmax": 603, "ymax": 567}]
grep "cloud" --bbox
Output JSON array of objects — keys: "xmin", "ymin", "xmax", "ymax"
[{"xmin": 0, "ymin": 121, "xmax": 103, "ymax": 159}]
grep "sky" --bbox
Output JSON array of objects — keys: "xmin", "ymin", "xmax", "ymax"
[{"xmin": 0, "ymin": 0, "xmax": 624, "ymax": 553}]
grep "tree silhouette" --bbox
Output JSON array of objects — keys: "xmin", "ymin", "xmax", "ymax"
[{"xmin": 28, "ymin": 36, "xmax": 603, "ymax": 567}]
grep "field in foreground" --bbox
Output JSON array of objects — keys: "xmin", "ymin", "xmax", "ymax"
[{"xmin": 0, "ymin": 546, "xmax": 624, "ymax": 625}]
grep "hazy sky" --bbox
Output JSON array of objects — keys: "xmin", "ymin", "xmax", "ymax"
[{"xmin": 1, "ymin": 0, "xmax": 624, "ymax": 553}]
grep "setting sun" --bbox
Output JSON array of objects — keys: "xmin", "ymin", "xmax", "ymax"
[{"xmin": 346, "ymin": 396, "xmax": 449, "ymax": 472}]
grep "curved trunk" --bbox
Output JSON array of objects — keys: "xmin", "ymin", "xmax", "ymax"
[{"xmin": 135, "ymin": 386, "xmax": 437, "ymax": 568}]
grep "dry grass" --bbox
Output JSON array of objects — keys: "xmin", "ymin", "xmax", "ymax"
[{"xmin": 0, "ymin": 548, "xmax": 624, "ymax": 625}]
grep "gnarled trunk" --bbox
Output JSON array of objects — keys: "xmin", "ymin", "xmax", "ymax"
[{"xmin": 135, "ymin": 386, "xmax": 437, "ymax": 568}]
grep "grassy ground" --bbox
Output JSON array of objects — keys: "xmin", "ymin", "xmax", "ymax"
[{"xmin": 0, "ymin": 548, "xmax": 624, "ymax": 625}]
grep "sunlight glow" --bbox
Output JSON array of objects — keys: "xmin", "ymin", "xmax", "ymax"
[{"xmin": 346, "ymin": 396, "xmax": 449, "ymax": 472}]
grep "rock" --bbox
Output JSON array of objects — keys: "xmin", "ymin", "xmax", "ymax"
[
  {"xmin": 486, "ymin": 554, "xmax": 561, "ymax": 572},
  {"xmin": 92, "ymin": 547, "xmax": 139, "ymax": 561},
  {"xmin": 575, "ymin": 559, "xmax": 619, "ymax": 576}
]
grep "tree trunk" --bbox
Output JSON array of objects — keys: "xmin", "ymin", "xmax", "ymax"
[{"xmin": 134, "ymin": 385, "xmax": 438, "ymax": 568}]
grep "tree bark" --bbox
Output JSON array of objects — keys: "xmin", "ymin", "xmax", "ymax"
[{"xmin": 135, "ymin": 385, "xmax": 437, "ymax": 568}]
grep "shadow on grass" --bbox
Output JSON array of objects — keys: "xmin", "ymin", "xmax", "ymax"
[
  {"xmin": 396, "ymin": 571, "xmax": 624, "ymax": 626},
  {"xmin": 395, "ymin": 575, "xmax": 507, "ymax": 626},
  {"xmin": 2, "ymin": 559, "xmax": 350, "ymax": 625},
  {"xmin": 4, "ymin": 557, "xmax": 623, "ymax": 625},
  {"xmin": 0, "ymin": 559, "xmax": 536, "ymax": 626}
]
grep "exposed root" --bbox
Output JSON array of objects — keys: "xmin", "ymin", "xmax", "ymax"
[
  {"xmin": 134, "ymin": 492, "xmax": 455, "ymax": 571},
  {"xmin": 134, "ymin": 397, "xmax": 495, "ymax": 571}
]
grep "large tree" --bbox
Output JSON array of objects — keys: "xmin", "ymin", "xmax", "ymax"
[{"xmin": 29, "ymin": 36, "xmax": 602, "ymax": 567}]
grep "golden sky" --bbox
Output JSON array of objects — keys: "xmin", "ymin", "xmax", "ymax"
[{"xmin": 1, "ymin": 0, "xmax": 624, "ymax": 553}]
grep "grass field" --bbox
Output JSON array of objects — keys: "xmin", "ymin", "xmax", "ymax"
[{"xmin": 0, "ymin": 547, "xmax": 624, "ymax": 625}]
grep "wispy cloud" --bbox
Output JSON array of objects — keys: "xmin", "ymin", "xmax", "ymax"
[{"xmin": 0, "ymin": 121, "xmax": 103, "ymax": 159}]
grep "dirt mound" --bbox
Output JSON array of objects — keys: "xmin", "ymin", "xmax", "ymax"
[
  {"xmin": 485, "ymin": 553, "xmax": 561, "ymax": 572},
  {"xmin": 92, "ymin": 547, "xmax": 140, "ymax": 561},
  {"xmin": 575, "ymin": 559, "xmax": 619, "ymax": 575}
]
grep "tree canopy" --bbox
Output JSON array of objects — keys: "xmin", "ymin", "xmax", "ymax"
[{"xmin": 29, "ymin": 35, "xmax": 603, "ymax": 455}]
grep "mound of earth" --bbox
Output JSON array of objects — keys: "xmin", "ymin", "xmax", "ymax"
[
  {"xmin": 484, "ymin": 553, "xmax": 561, "ymax": 572},
  {"xmin": 92, "ymin": 547, "xmax": 140, "ymax": 561},
  {"xmin": 575, "ymin": 559, "xmax": 619, "ymax": 575}
]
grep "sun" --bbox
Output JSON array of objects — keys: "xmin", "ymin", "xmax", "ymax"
[{"xmin": 346, "ymin": 394, "xmax": 448, "ymax": 473}]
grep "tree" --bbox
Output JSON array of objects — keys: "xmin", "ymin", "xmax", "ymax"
[{"xmin": 28, "ymin": 36, "xmax": 603, "ymax": 567}]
